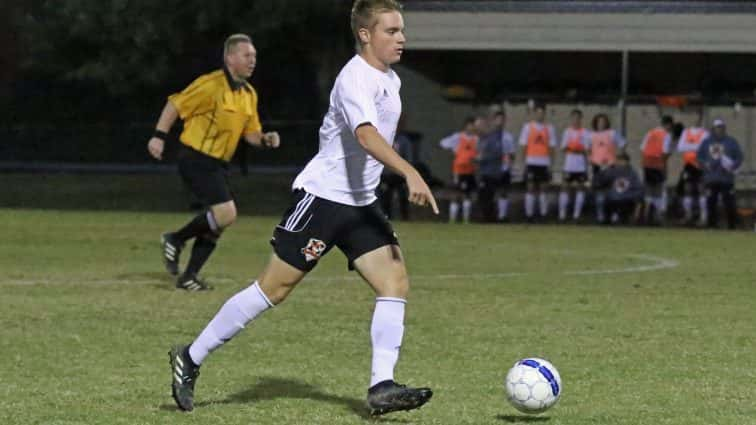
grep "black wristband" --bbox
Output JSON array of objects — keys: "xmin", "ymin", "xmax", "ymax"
[{"xmin": 153, "ymin": 129, "xmax": 168, "ymax": 140}]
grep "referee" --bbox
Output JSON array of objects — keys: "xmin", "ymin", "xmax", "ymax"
[{"xmin": 147, "ymin": 33, "xmax": 280, "ymax": 291}]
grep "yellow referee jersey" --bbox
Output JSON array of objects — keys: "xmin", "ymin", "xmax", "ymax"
[{"xmin": 169, "ymin": 67, "xmax": 262, "ymax": 162}]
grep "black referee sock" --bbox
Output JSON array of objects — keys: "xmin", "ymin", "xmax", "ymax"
[
  {"xmin": 173, "ymin": 211, "xmax": 214, "ymax": 244},
  {"xmin": 184, "ymin": 235, "xmax": 218, "ymax": 277}
]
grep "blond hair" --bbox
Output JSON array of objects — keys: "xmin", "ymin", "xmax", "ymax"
[
  {"xmin": 223, "ymin": 33, "xmax": 252, "ymax": 58},
  {"xmin": 350, "ymin": 0, "xmax": 403, "ymax": 49}
]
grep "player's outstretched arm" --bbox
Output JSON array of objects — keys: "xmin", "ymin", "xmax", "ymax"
[
  {"xmin": 147, "ymin": 101, "xmax": 179, "ymax": 160},
  {"xmin": 355, "ymin": 124, "xmax": 438, "ymax": 214}
]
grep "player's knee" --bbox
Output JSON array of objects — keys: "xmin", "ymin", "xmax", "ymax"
[
  {"xmin": 213, "ymin": 203, "xmax": 237, "ymax": 228},
  {"xmin": 259, "ymin": 278, "xmax": 298, "ymax": 305},
  {"xmin": 379, "ymin": 271, "xmax": 410, "ymax": 299}
]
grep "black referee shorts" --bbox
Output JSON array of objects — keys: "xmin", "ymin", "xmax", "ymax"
[
  {"xmin": 271, "ymin": 190, "xmax": 399, "ymax": 272},
  {"xmin": 177, "ymin": 145, "xmax": 234, "ymax": 207}
]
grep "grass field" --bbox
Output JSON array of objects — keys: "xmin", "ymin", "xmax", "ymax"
[{"xmin": 1, "ymin": 208, "xmax": 755, "ymax": 425}]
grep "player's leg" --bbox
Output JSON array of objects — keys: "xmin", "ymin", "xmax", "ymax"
[
  {"xmin": 573, "ymin": 176, "xmax": 587, "ymax": 220},
  {"xmin": 461, "ymin": 175, "xmax": 475, "ymax": 223},
  {"xmin": 558, "ymin": 179, "xmax": 570, "ymax": 222},
  {"xmin": 537, "ymin": 178, "xmax": 549, "ymax": 218},
  {"xmin": 496, "ymin": 172, "xmax": 510, "ymax": 222},
  {"xmin": 697, "ymin": 181, "xmax": 708, "ymax": 226},
  {"xmin": 338, "ymin": 205, "xmax": 432, "ymax": 415},
  {"xmin": 169, "ymin": 190, "xmax": 335, "ymax": 411},
  {"xmin": 170, "ymin": 253, "xmax": 307, "ymax": 411},
  {"xmin": 449, "ymin": 174, "xmax": 461, "ymax": 223},
  {"xmin": 525, "ymin": 167, "xmax": 536, "ymax": 220},
  {"xmin": 352, "ymin": 246, "xmax": 433, "ymax": 415}
]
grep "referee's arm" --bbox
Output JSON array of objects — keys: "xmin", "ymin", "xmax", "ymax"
[
  {"xmin": 147, "ymin": 101, "xmax": 179, "ymax": 160},
  {"xmin": 244, "ymin": 131, "xmax": 281, "ymax": 149}
]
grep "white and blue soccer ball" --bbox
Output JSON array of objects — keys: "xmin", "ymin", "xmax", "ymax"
[{"xmin": 504, "ymin": 357, "xmax": 562, "ymax": 414}]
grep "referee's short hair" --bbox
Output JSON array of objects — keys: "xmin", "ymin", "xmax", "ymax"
[{"xmin": 224, "ymin": 34, "xmax": 253, "ymax": 58}]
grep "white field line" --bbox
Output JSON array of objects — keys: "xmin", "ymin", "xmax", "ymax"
[{"xmin": 2, "ymin": 254, "xmax": 678, "ymax": 286}]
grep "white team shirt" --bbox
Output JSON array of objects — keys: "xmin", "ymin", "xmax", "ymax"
[
  {"xmin": 292, "ymin": 55, "xmax": 401, "ymax": 206},
  {"xmin": 560, "ymin": 127, "xmax": 591, "ymax": 173},
  {"xmin": 518, "ymin": 122, "xmax": 557, "ymax": 166},
  {"xmin": 677, "ymin": 127, "xmax": 709, "ymax": 153}
]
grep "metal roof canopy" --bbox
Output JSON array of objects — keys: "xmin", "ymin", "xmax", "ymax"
[
  {"xmin": 403, "ymin": 11, "xmax": 756, "ymax": 53},
  {"xmin": 401, "ymin": 1, "xmax": 756, "ymax": 133}
]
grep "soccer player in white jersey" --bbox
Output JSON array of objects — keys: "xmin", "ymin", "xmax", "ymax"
[
  {"xmin": 167, "ymin": 0, "xmax": 437, "ymax": 416},
  {"xmin": 676, "ymin": 110, "xmax": 709, "ymax": 225},
  {"xmin": 558, "ymin": 109, "xmax": 591, "ymax": 222}
]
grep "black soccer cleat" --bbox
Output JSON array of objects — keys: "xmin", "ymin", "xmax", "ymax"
[
  {"xmin": 161, "ymin": 233, "xmax": 183, "ymax": 276},
  {"xmin": 169, "ymin": 345, "xmax": 200, "ymax": 412},
  {"xmin": 176, "ymin": 273, "xmax": 212, "ymax": 291},
  {"xmin": 367, "ymin": 380, "xmax": 433, "ymax": 416}
]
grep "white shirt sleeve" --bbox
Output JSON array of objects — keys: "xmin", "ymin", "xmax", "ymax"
[
  {"xmin": 560, "ymin": 129, "xmax": 569, "ymax": 149},
  {"xmin": 518, "ymin": 124, "xmax": 530, "ymax": 146},
  {"xmin": 583, "ymin": 130, "xmax": 592, "ymax": 149},
  {"xmin": 335, "ymin": 72, "xmax": 380, "ymax": 135},
  {"xmin": 662, "ymin": 134, "xmax": 672, "ymax": 154},
  {"xmin": 614, "ymin": 131, "xmax": 627, "ymax": 149},
  {"xmin": 548, "ymin": 125, "xmax": 558, "ymax": 147},
  {"xmin": 502, "ymin": 131, "xmax": 516, "ymax": 154},
  {"xmin": 676, "ymin": 130, "xmax": 689, "ymax": 153},
  {"xmin": 440, "ymin": 132, "xmax": 460, "ymax": 150}
]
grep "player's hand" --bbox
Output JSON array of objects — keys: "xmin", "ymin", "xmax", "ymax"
[
  {"xmin": 148, "ymin": 137, "xmax": 164, "ymax": 160},
  {"xmin": 405, "ymin": 170, "xmax": 439, "ymax": 214},
  {"xmin": 263, "ymin": 131, "xmax": 280, "ymax": 148}
]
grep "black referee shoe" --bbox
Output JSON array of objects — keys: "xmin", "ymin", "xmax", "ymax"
[
  {"xmin": 367, "ymin": 380, "xmax": 433, "ymax": 416},
  {"xmin": 169, "ymin": 345, "xmax": 200, "ymax": 412},
  {"xmin": 161, "ymin": 233, "xmax": 183, "ymax": 276}
]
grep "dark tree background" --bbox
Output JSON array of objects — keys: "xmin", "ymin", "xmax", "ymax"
[{"xmin": 2, "ymin": 0, "xmax": 356, "ymax": 164}]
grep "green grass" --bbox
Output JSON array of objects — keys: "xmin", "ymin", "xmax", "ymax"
[{"xmin": 1, "ymin": 208, "xmax": 755, "ymax": 425}]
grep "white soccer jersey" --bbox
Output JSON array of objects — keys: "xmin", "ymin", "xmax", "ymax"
[
  {"xmin": 560, "ymin": 127, "xmax": 591, "ymax": 173},
  {"xmin": 292, "ymin": 55, "xmax": 401, "ymax": 206}
]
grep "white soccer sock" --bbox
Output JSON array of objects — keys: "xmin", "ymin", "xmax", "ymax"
[
  {"xmin": 660, "ymin": 190, "xmax": 668, "ymax": 213},
  {"xmin": 654, "ymin": 197, "xmax": 665, "ymax": 215},
  {"xmin": 682, "ymin": 196, "xmax": 693, "ymax": 219},
  {"xmin": 188, "ymin": 281, "xmax": 273, "ymax": 365},
  {"xmin": 462, "ymin": 199, "xmax": 472, "ymax": 223},
  {"xmin": 525, "ymin": 193, "xmax": 535, "ymax": 217},
  {"xmin": 370, "ymin": 297, "xmax": 405, "ymax": 387},
  {"xmin": 449, "ymin": 202, "xmax": 459, "ymax": 222},
  {"xmin": 699, "ymin": 196, "xmax": 708, "ymax": 222},
  {"xmin": 497, "ymin": 198, "xmax": 509, "ymax": 219},
  {"xmin": 558, "ymin": 191, "xmax": 569, "ymax": 220},
  {"xmin": 574, "ymin": 191, "xmax": 585, "ymax": 219},
  {"xmin": 539, "ymin": 192, "xmax": 548, "ymax": 217}
]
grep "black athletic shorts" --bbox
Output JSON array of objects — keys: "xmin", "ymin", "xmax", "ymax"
[
  {"xmin": 680, "ymin": 164, "xmax": 703, "ymax": 185},
  {"xmin": 525, "ymin": 165, "xmax": 551, "ymax": 184},
  {"xmin": 455, "ymin": 174, "xmax": 477, "ymax": 194},
  {"xmin": 564, "ymin": 172, "xmax": 588, "ymax": 184},
  {"xmin": 271, "ymin": 190, "xmax": 399, "ymax": 272},
  {"xmin": 177, "ymin": 145, "xmax": 233, "ymax": 206},
  {"xmin": 643, "ymin": 168, "xmax": 666, "ymax": 186}
]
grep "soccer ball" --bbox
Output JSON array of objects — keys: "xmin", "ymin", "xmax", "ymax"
[{"xmin": 504, "ymin": 358, "xmax": 562, "ymax": 414}]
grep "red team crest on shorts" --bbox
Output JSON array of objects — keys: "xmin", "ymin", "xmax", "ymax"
[{"xmin": 301, "ymin": 238, "xmax": 327, "ymax": 262}]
